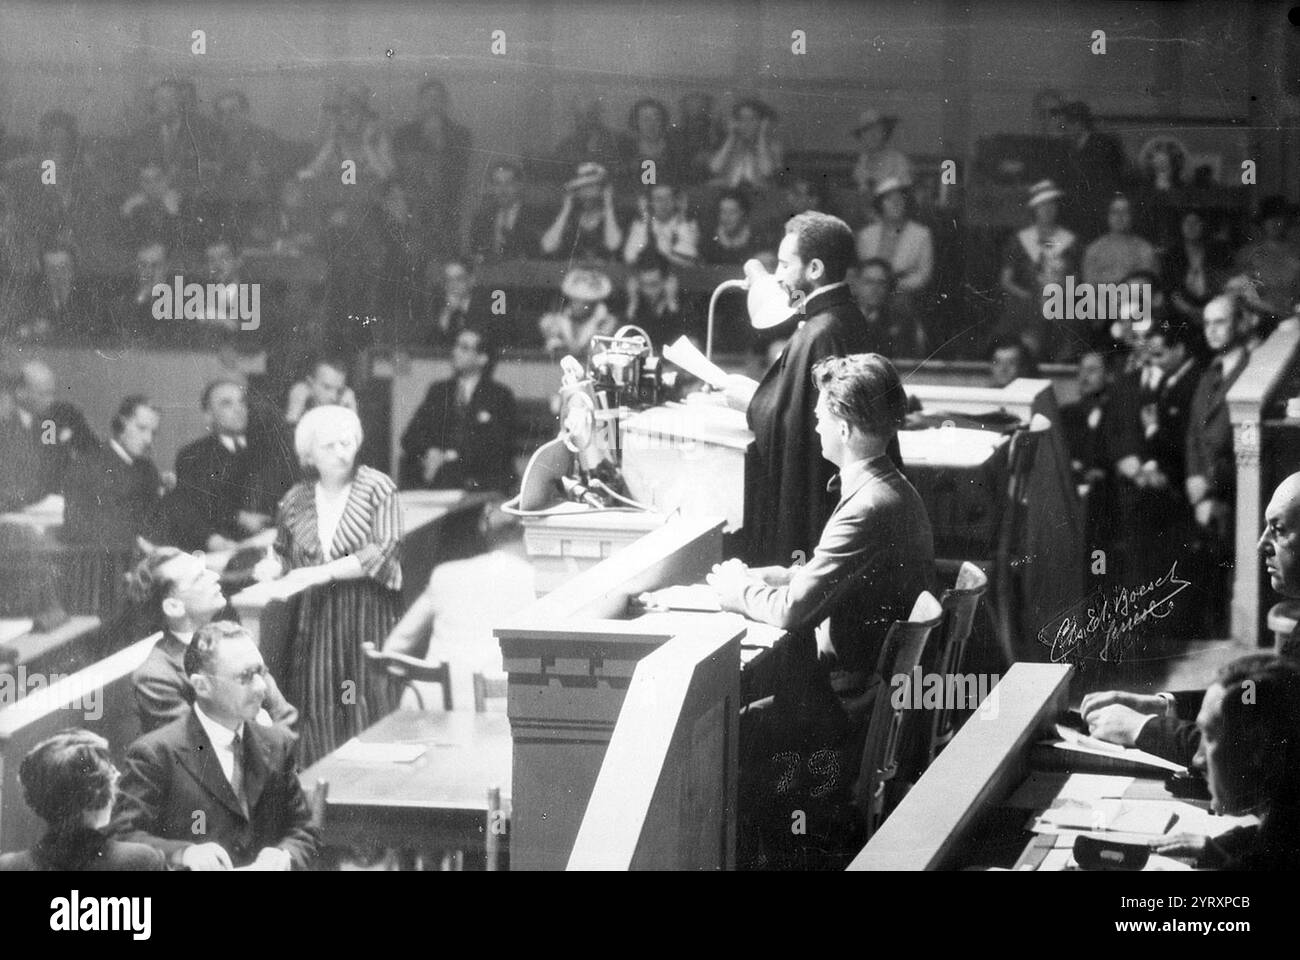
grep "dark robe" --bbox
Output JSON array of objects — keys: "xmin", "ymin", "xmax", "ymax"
[
  {"xmin": 62, "ymin": 441, "xmax": 164, "ymax": 546},
  {"xmin": 743, "ymin": 283, "xmax": 875, "ymax": 567}
]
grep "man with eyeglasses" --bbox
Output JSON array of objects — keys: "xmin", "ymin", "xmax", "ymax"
[{"xmin": 112, "ymin": 621, "xmax": 318, "ymax": 870}]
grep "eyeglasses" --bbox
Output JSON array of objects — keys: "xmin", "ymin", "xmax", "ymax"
[{"xmin": 210, "ymin": 664, "xmax": 268, "ymax": 686}]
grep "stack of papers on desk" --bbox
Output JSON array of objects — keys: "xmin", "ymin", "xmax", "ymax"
[
  {"xmin": 638, "ymin": 585, "xmax": 722, "ymax": 613},
  {"xmin": 1037, "ymin": 724, "xmax": 1188, "ymax": 775}
]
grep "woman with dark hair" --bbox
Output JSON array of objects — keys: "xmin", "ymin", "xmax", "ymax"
[
  {"xmin": 1164, "ymin": 209, "xmax": 1231, "ymax": 325},
  {"xmin": 0, "ymin": 730, "xmax": 163, "ymax": 871},
  {"xmin": 620, "ymin": 98, "xmax": 681, "ymax": 186},
  {"xmin": 708, "ymin": 99, "xmax": 783, "ymax": 191},
  {"xmin": 700, "ymin": 189, "xmax": 760, "ymax": 266},
  {"xmin": 252, "ymin": 404, "xmax": 402, "ymax": 765}
]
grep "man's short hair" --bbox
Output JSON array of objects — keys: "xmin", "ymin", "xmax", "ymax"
[
  {"xmin": 19, "ymin": 730, "xmax": 116, "ymax": 828},
  {"xmin": 184, "ymin": 620, "xmax": 251, "ymax": 679},
  {"xmin": 111, "ymin": 394, "xmax": 157, "ymax": 437},
  {"xmin": 1215, "ymin": 654, "xmax": 1300, "ymax": 802},
  {"xmin": 125, "ymin": 546, "xmax": 186, "ymax": 612},
  {"xmin": 200, "ymin": 378, "xmax": 243, "ymax": 411},
  {"xmin": 812, "ymin": 353, "xmax": 907, "ymax": 439},
  {"xmin": 459, "ymin": 321, "xmax": 499, "ymax": 373},
  {"xmin": 784, "ymin": 212, "xmax": 857, "ymax": 284}
]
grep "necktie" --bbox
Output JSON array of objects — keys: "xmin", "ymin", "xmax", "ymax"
[{"xmin": 230, "ymin": 731, "xmax": 249, "ymax": 819}]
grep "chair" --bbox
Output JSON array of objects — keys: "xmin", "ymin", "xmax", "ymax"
[
  {"xmin": 935, "ymin": 413, "xmax": 1049, "ymax": 668},
  {"xmin": 926, "ymin": 562, "xmax": 990, "ymax": 762},
  {"xmin": 472, "ymin": 672, "xmax": 509, "ymax": 713},
  {"xmin": 360, "ymin": 642, "xmax": 453, "ymax": 711},
  {"xmin": 851, "ymin": 591, "xmax": 944, "ymax": 840}
]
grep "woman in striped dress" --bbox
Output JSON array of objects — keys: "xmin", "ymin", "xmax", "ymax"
[{"xmin": 253, "ymin": 404, "xmax": 403, "ymax": 765}]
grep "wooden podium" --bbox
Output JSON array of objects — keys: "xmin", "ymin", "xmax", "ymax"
[{"xmin": 493, "ymin": 515, "xmax": 731, "ymax": 870}]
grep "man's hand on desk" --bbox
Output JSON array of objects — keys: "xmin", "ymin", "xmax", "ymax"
[
  {"xmin": 707, "ymin": 558, "xmax": 756, "ymax": 612},
  {"xmin": 1150, "ymin": 833, "xmax": 1207, "ymax": 859},
  {"xmin": 179, "ymin": 842, "xmax": 233, "ymax": 871},
  {"xmin": 1080, "ymin": 690, "xmax": 1167, "ymax": 717},
  {"xmin": 1084, "ymin": 704, "xmax": 1155, "ymax": 748},
  {"xmin": 748, "ymin": 565, "xmax": 793, "ymax": 587}
]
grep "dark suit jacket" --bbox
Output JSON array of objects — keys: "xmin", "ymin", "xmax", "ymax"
[
  {"xmin": 0, "ymin": 831, "xmax": 164, "ymax": 871},
  {"xmin": 1186, "ymin": 349, "xmax": 1250, "ymax": 501},
  {"xmin": 1145, "ymin": 360, "xmax": 1201, "ymax": 487},
  {"xmin": 468, "ymin": 202, "xmax": 542, "ymax": 262},
  {"xmin": 0, "ymin": 413, "xmax": 43, "ymax": 512},
  {"xmin": 62, "ymin": 441, "xmax": 164, "ymax": 547},
  {"xmin": 132, "ymin": 630, "xmax": 299, "ymax": 737},
  {"xmin": 112, "ymin": 706, "xmax": 318, "ymax": 870},
  {"xmin": 743, "ymin": 283, "xmax": 875, "ymax": 567},
  {"xmin": 166, "ymin": 433, "xmax": 271, "ymax": 551},
  {"xmin": 732, "ymin": 454, "xmax": 936, "ymax": 676},
  {"xmin": 399, "ymin": 376, "xmax": 518, "ymax": 494}
]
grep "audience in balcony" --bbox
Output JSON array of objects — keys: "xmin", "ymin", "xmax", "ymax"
[
  {"xmin": 855, "ymin": 177, "xmax": 933, "ymax": 315},
  {"xmin": 1233, "ymin": 195, "xmax": 1300, "ymax": 323},
  {"xmin": 849, "ymin": 109, "xmax": 912, "ymax": 224},
  {"xmin": 708, "ymin": 98, "xmax": 783, "ymax": 192},
  {"xmin": 539, "ymin": 162, "xmax": 623, "ymax": 262},
  {"xmin": 622, "ymin": 182, "xmax": 699, "ymax": 267},
  {"xmin": 700, "ymin": 189, "xmax": 761, "ymax": 266},
  {"xmin": 624, "ymin": 249, "xmax": 687, "ymax": 347},
  {"xmin": 998, "ymin": 179, "xmax": 1079, "ymax": 362},
  {"xmin": 468, "ymin": 161, "xmax": 540, "ymax": 263},
  {"xmin": 538, "ymin": 267, "xmax": 619, "ymax": 357},
  {"xmin": 1165, "ymin": 208, "xmax": 1232, "ymax": 327}
]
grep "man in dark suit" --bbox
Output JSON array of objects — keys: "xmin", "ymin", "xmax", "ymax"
[
  {"xmin": 709, "ymin": 353, "xmax": 935, "ymax": 869},
  {"xmin": 112, "ymin": 620, "xmax": 318, "ymax": 870},
  {"xmin": 399, "ymin": 323, "xmax": 518, "ymax": 494},
  {"xmin": 127, "ymin": 548, "xmax": 298, "ymax": 736},
  {"xmin": 166, "ymin": 379, "xmax": 273, "ymax": 552},
  {"xmin": 1052, "ymin": 100, "xmax": 1127, "ymax": 241},
  {"xmin": 1083, "ymin": 470, "xmax": 1300, "ymax": 765},
  {"xmin": 722, "ymin": 212, "xmax": 894, "ymax": 569},
  {"xmin": 8, "ymin": 360, "xmax": 97, "ymax": 504},
  {"xmin": 1185, "ymin": 294, "xmax": 1252, "ymax": 634},
  {"xmin": 467, "ymin": 161, "xmax": 541, "ymax": 263},
  {"xmin": 62, "ymin": 396, "xmax": 166, "ymax": 549}
]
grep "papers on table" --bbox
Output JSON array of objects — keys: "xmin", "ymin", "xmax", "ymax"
[
  {"xmin": 331, "ymin": 739, "xmax": 427, "ymax": 764},
  {"xmin": 662, "ymin": 336, "xmax": 730, "ymax": 390},
  {"xmin": 1034, "ymin": 798, "xmax": 1177, "ymax": 836},
  {"xmin": 1043, "ymin": 723, "xmax": 1188, "ymax": 775}
]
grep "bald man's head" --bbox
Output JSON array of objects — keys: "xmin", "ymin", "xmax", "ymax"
[
  {"xmin": 1260, "ymin": 472, "xmax": 1300, "ymax": 599},
  {"xmin": 18, "ymin": 361, "xmax": 56, "ymax": 415}
]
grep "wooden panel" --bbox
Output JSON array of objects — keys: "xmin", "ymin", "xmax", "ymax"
[
  {"xmin": 568, "ymin": 618, "xmax": 741, "ymax": 870},
  {"xmin": 848, "ymin": 662, "xmax": 1071, "ymax": 871},
  {"xmin": 0, "ymin": 634, "xmax": 156, "ymax": 853}
]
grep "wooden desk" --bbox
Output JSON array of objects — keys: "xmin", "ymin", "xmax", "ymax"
[
  {"xmin": 299, "ymin": 709, "xmax": 512, "ymax": 851},
  {"xmin": 0, "ymin": 616, "xmax": 101, "ymax": 683}
]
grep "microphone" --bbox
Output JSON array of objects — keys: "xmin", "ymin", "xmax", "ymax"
[{"xmin": 558, "ymin": 475, "xmax": 605, "ymax": 509}]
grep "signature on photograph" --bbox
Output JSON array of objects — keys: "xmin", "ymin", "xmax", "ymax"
[{"xmin": 1038, "ymin": 562, "xmax": 1192, "ymax": 664}]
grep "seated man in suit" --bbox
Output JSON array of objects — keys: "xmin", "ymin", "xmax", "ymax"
[
  {"xmin": 1083, "ymin": 470, "xmax": 1300, "ymax": 765},
  {"xmin": 398, "ymin": 322, "xmax": 518, "ymax": 494},
  {"xmin": 165, "ymin": 379, "xmax": 276, "ymax": 553},
  {"xmin": 112, "ymin": 620, "xmax": 318, "ymax": 870},
  {"xmin": 8, "ymin": 360, "xmax": 97, "ymax": 505},
  {"xmin": 707, "ymin": 353, "xmax": 935, "ymax": 867},
  {"xmin": 126, "ymin": 547, "xmax": 297, "ymax": 736},
  {"xmin": 1159, "ymin": 655, "xmax": 1300, "ymax": 870}
]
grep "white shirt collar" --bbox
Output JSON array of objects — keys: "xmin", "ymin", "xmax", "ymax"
[
  {"xmin": 219, "ymin": 434, "xmax": 246, "ymax": 453},
  {"xmin": 109, "ymin": 438, "xmax": 134, "ymax": 465},
  {"xmin": 194, "ymin": 702, "xmax": 243, "ymax": 746},
  {"xmin": 170, "ymin": 628, "xmax": 195, "ymax": 646}
]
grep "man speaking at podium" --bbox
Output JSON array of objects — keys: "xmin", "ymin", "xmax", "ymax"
[{"xmin": 723, "ymin": 212, "xmax": 879, "ymax": 568}]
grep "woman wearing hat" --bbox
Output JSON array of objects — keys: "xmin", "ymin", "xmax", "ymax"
[
  {"xmin": 540, "ymin": 162, "xmax": 623, "ymax": 262},
  {"xmin": 538, "ymin": 267, "xmax": 619, "ymax": 357},
  {"xmin": 850, "ymin": 108, "xmax": 912, "ymax": 206},
  {"xmin": 708, "ymin": 98, "xmax": 783, "ymax": 191},
  {"xmin": 855, "ymin": 176, "xmax": 933, "ymax": 304},
  {"xmin": 998, "ymin": 179, "xmax": 1078, "ymax": 361}
]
